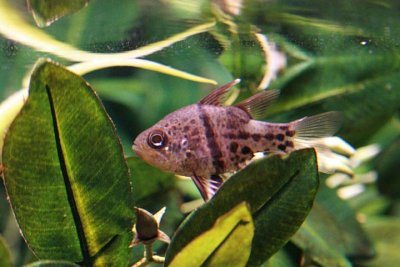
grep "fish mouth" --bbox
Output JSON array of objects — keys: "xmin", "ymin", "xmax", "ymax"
[{"xmin": 132, "ymin": 144, "xmax": 142, "ymax": 158}]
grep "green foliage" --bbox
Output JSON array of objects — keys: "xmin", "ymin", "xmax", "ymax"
[
  {"xmin": 0, "ymin": 0, "xmax": 400, "ymax": 266},
  {"xmin": 168, "ymin": 202, "xmax": 254, "ymax": 267},
  {"xmin": 166, "ymin": 149, "xmax": 318, "ymax": 266},
  {"xmin": 2, "ymin": 61, "xmax": 133, "ymax": 266}
]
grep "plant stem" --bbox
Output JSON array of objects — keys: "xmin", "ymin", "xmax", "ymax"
[{"xmin": 131, "ymin": 243, "xmax": 165, "ymax": 267}]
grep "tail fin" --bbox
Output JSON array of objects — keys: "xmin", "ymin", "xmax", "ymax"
[
  {"xmin": 293, "ymin": 111, "xmax": 342, "ymax": 140},
  {"xmin": 291, "ymin": 111, "xmax": 343, "ymax": 173}
]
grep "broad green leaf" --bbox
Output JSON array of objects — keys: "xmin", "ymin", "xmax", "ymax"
[
  {"xmin": 27, "ymin": 0, "xmax": 89, "ymax": 27},
  {"xmin": 0, "ymin": 89, "xmax": 28, "ymax": 158},
  {"xmin": 165, "ymin": 149, "xmax": 319, "ymax": 266},
  {"xmin": 360, "ymin": 217, "xmax": 400, "ymax": 267},
  {"xmin": 292, "ymin": 204, "xmax": 352, "ymax": 267},
  {"xmin": 0, "ymin": 235, "xmax": 12, "ymax": 267},
  {"xmin": 169, "ymin": 202, "xmax": 253, "ymax": 267},
  {"xmin": 315, "ymin": 183, "xmax": 375, "ymax": 259},
  {"xmin": 25, "ymin": 260, "xmax": 80, "ymax": 267},
  {"xmin": 2, "ymin": 60, "xmax": 134, "ymax": 265}
]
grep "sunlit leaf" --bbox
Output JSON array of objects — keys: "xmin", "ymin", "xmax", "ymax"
[
  {"xmin": 68, "ymin": 58, "xmax": 217, "ymax": 85},
  {"xmin": 27, "ymin": 0, "xmax": 89, "ymax": 27},
  {"xmin": 0, "ymin": 89, "xmax": 28, "ymax": 159},
  {"xmin": 2, "ymin": 60, "xmax": 134, "ymax": 265},
  {"xmin": 0, "ymin": 235, "xmax": 12, "ymax": 267},
  {"xmin": 165, "ymin": 149, "xmax": 319, "ymax": 266},
  {"xmin": 168, "ymin": 202, "xmax": 254, "ymax": 267}
]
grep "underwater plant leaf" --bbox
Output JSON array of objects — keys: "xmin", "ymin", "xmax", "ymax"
[
  {"xmin": 315, "ymin": 183, "xmax": 375, "ymax": 259},
  {"xmin": 68, "ymin": 58, "xmax": 217, "ymax": 85},
  {"xmin": 360, "ymin": 217, "xmax": 400, "ymax": 267},
  {"xmin": 168, "ymin": 202, "xmax": 253, "ymax": 267},
  {"xmin": 0, "ymin": 236, "xmax": 12, "ymax": 267},
  {"xmin": 291, "ymin": 204, "xmax": 352, "ymax": 267},
  {"xmin": 0, "ymin": 89, "xmax": 28, "ymax": 160},
  {"xmin": 2, "ymin": 60, "xmax": 134, "ymax": 265},
  {"xmin": 165, "ymin": 149, "xmax": 319, "ymax": 266},
  {"xmin": 27, "ymin": 0, "xmax": 89, "ymax": 27}
]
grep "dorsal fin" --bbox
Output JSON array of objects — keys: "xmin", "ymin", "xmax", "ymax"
[
  {"xmin": 199, "ymin": 79, "xmax": 240, "ymax": 106},
  {"xmin": 235, "ymin": 89, "xmax": 280, "ymax": 119}
]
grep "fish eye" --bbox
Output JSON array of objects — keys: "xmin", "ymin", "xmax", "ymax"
[{"xmin": 147, "ymin": 130, "xmax": 167, "ymax": 149}]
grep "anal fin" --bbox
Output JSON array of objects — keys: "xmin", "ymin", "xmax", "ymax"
[{"xmin": 191, "ymin": 174, "xmax": 224, "ymax": 201}]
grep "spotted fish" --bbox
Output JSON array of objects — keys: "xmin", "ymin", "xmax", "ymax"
[{"xmin": 132, "ymin": 79, "xmax": 341, "ymax": 201}]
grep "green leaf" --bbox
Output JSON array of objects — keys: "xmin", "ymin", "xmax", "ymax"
[
  {"xmin": 169, "ymin": 202, "xmax": 254, "ymax": 267},
  {"xmin": 0, "ymin": 235, "xmax": 12, "ymax": 267},
  {"xmin": 360, "ymin": 217, "xmax": 400, "ymax": 267},
  {"xmin": 291, "ymin": 204, "xmax": 352, "ymax": 267},
  {"xmin": 316, "ymin": 183, "xmax": 375, "ymax": 259},
  {"xmin": 2, "ymin": 60, "xmax": 134, "ymax": 266},
  {"xmin": 165, "ymin": 149, "xmax": 319, "ymax": 266},
  {"xmin": 27, "ymin": 0, "xmax": 89, "ymax": 27}
]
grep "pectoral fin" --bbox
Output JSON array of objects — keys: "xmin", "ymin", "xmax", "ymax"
[{"xmin": 191, "ymin": 174, "xmax": 224, "ymax": 201}]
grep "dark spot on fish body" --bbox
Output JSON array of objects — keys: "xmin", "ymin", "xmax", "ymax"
[
  {"xmin": 264, "ymin": 133, "xmax": 274, "ymax": 140},
  {"xmin": 241, "ymin": 146, "xmax": 252, "ymax": 154},
  {"xmin": 183, "ymin": 125, "xmax": 190, "ymax": 132},
  {"xmin": 279, "ymin": 125, "xmax": 288, "ymax": 130},
  {"xmin": 252, "ymin": 134, "xmax": 261, "ymax": 141},
  {"xmin": 191, "ymin": 128, "xmax": 200, "ymax": 136},
  {"xmin": 216, "ymin": 160, "xmax": 225, "ymax": 171},
  {"xmin": 238, "ymin": 131, "xmax": 250, "ymax": 139},
  {"xmin": 223, "ymin": 133, "xmax": 236, "ymax": 139},
  {"xmin": 190, "ymin": 119, "xmax": 196, "ymax": 124},
  {"xmin": 286, "ymin": 130, "xmax": 295, "ymax": 137},
  {"xmin": 185, "ymin": 151, "xmax": 192, "ymax": 158},
  {"xmin": 226, "ymin": 120, "xmax": 235, "ymax": 129},
  {"xmin": 276, "ymin": 134, "xmax": 285, "ymax": 141},
  {"xmin": 278, "ymin": 144, "xmax": 286, "ymax": 151},
  {"xmin": 230, "ymin": 142, "xmax": 238, "ymax": 153},
  {"xmin": 285, "ymin": 140, "xmax": 294, "ymax": 148}
]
